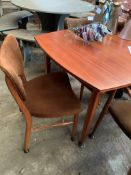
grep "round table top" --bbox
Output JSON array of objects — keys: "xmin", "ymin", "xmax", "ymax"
[{"xmin": 11, "ymin": 0, "xmax": 95, "ymax": 14}]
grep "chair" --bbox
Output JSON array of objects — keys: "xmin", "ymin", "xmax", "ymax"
[
  {"xmin": 64, "ymin": 17, "xmax": 93, "ymax": 100},
  {"xmin": 64, "ymin": 17, "xmax": 92, "ymax": 29},
  {"xmin": 89, "ymin": 98, "xmax": 131, "ymax": 139},
  {"xmin": 0, "ymin": 34, "xmax": 81, "ymax": 153}
]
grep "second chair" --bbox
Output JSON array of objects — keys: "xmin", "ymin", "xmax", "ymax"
[{"xmin": 0, "ymin": 34, "xmax": 81, "ymax": 153}]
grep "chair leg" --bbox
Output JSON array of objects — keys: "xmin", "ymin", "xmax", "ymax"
[
  {"xmin": 80, "ymin": 84, "xmax": 84, "ymax": 101},
  {"xmin": 45, "ymin": 54, "xmax": 51, "ymax": 74},
  {"xmin": 71, "ymin": 114, "xmax": 79, "ymax": 141},
  {"xmin": 5, "ymin": 77, "xmax": 32, "ymax": 152},
  {"xmin": 125, "ymin": 87, "xmax": 131, "ymax": 98},
  {"xmin": 88, "ymin": 111, "xmax": 106, "ymax": 139},
  {"xmin": 89, "ymin": 90, "xmax": 116, "ymax": 138},
  {"xmin": 24, "ymin": 119, "xmax": 32, "ymax": 153}
]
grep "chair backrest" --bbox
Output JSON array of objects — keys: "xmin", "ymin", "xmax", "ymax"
[
  {"xmin": 0, "ymin": 34, "xmax": 26, "ymax": 100},
  {"xmin": 64, "ymin": 17, "xmax": 91, "ymax": 29}
]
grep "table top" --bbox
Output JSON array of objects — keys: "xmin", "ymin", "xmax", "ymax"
[
  {"xmin": 0, "ymin": 10, "xmax": 32, "ymax": 32},
  {"xmin": 3, "ymin": 29, "xmax": 41, "ymax": 42},
  {"xmin": 11, "ymin": 0, "xmax": 94, "ymax": 14},
  {"xmin": 35, "ymin": 30, "xmax": 131, "ymax": 92}
]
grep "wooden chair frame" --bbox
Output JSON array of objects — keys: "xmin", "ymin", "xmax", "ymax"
[
  {"xmin": 0, "ymin": 34, "xmax": 80, "ymax": 153},
  {"xmin": 5, "ymin": 75, "xmax": 79, "ymax": 152}
]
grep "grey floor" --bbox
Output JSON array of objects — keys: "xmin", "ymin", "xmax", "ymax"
[{"xmin": 0, "ymin": 45, "xmax": 131, "ymax": 175}]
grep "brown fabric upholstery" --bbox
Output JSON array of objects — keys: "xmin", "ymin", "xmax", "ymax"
[
  {"xmin": 64, "ymin": 17, "xmax": 91, "ymax": 29},
  {"xmin": 109, "ymin": 100, "xmax": 131, "ymax": 139},
  {"xmin": 25, "ymin": 72, "xmax": 81, "ymax": 118},
  {"xmin": 0, "ymin": 34, "xmax": 26, "ymax": 100}
]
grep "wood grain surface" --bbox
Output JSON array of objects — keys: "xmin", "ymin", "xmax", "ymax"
[{"xmin": 35, "ymin": 30, "xmax": 131, "ymax": 92}]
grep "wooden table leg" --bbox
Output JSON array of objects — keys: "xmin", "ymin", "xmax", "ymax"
[
  {"xmin": 45, "ymin": 54, "xmax": 51, "ymax": 74},
  {"xmin": 79, "ymin": 89, "xmax": 100, "ymax": 146},
  {"xmin": 89, "ymin": 90, "xmax": 117, "ymax": 138},
  {"xmin": 80, "ymin": 84, "xmax": 84, "ymax": 101}
]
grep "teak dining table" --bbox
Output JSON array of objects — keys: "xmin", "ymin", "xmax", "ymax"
[{"xmin": 35, "ymin": 30, "xmax": 131, "ymax": 145}]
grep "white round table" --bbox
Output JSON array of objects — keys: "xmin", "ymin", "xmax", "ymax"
[{"xmin": 11, "ymin": 0, "xmax": 95, "ymax": 31}]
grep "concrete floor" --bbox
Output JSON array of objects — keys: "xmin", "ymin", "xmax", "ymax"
[{"xmin": 0, "ymin": 45, "xmax": 131, "ymax": 175}]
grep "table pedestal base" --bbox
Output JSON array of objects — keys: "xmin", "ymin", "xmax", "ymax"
[{"xmin": 37, "ymin": 12, "xmax": 62, "ymax": 31}]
